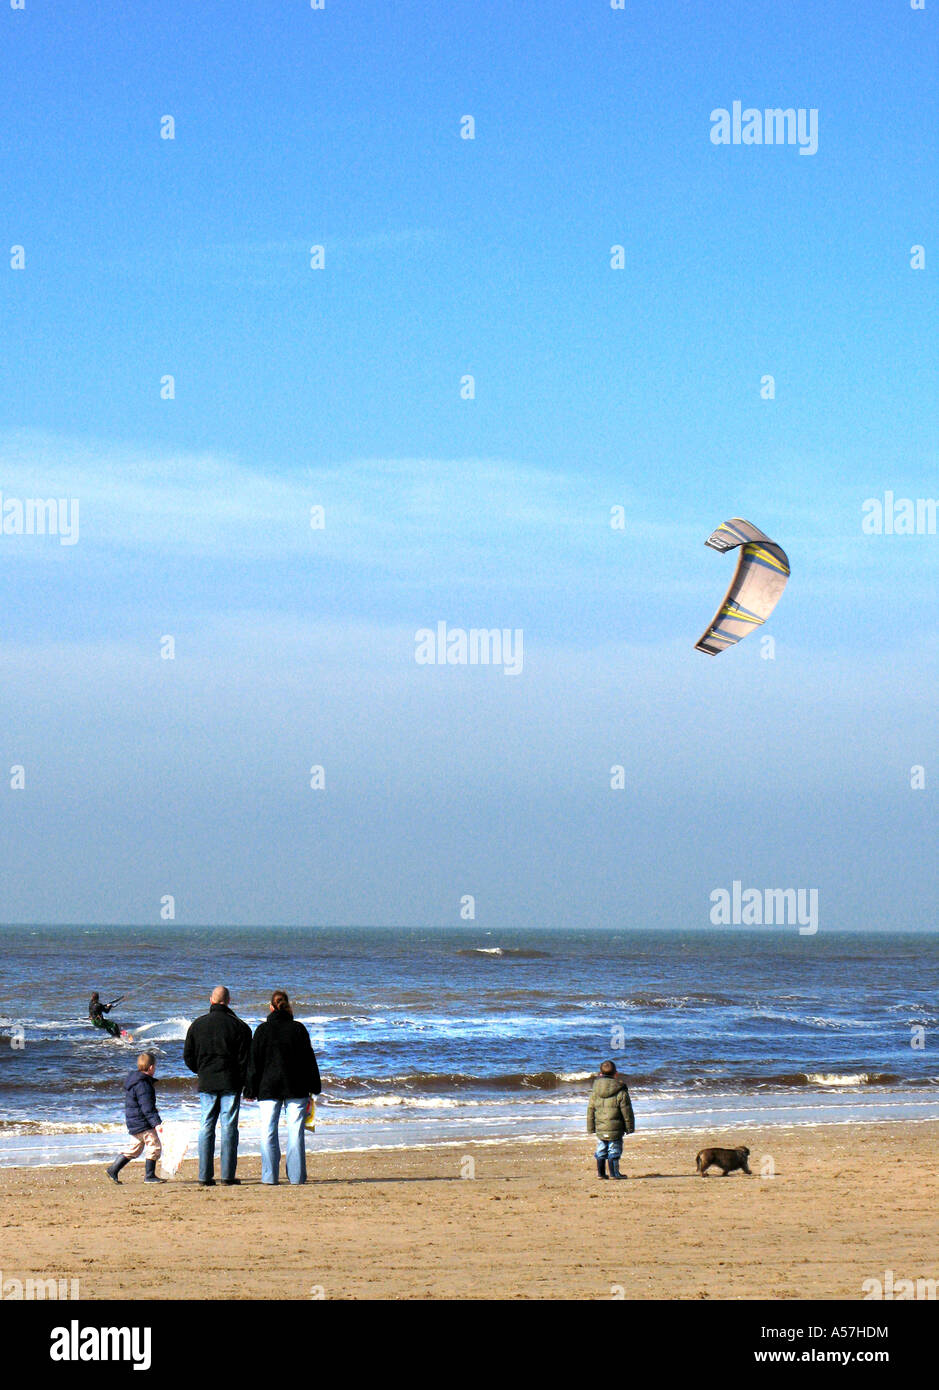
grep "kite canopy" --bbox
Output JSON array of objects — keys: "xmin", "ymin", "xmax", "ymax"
[{"xmin": 694, "ymin": 518, "xmax": 790, "ymax": 655}]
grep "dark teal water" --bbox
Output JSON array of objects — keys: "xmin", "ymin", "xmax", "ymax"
[{"xmin": 1, "ymin": 926, "xmax": 937, "ymax": 1164}]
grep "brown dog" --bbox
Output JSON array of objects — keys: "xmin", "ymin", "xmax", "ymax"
[{"xmin": 696, "ymin": 1145, "xmax": 751, "ymax": 1176}]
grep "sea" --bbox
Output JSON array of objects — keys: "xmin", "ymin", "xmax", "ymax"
[{"xmin": 1, "ymin": 926, "xmax": 937, "ymax": 1168}]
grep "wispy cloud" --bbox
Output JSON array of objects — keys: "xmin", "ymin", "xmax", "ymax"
[
  {"xmin": 0, "ymin": 430, "xmax": 652, "ymax": 574},
  {"xmin": 0, "ymin": 432, "xmax": 931, "ymax": 651}
]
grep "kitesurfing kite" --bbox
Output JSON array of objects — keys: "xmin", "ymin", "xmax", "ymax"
[{"xmin": 694, "ymin": 518, "xmax": 790, "ymax": 655}]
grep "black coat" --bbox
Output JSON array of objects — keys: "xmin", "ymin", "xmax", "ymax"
[
  {"xmin": 246, "ymin": 1011, "xmax": 321, "ymax": 1100},
  {"xmin": 183, "ymin": 1003, "xmax": 252, "ymax": 1094},
  {"xmin": 124, "ymin": 1070, "xmax": 161, "ymax": 1134}
]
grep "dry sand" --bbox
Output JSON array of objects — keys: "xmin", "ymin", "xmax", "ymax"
[{"xmin": 2, "ymin": 1121, "xmax": 937, "ymax": 1300}]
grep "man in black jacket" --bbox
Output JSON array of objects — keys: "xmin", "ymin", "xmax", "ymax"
[{"xmin": 183, "ymin": 987, "xmax": 252, "ymax": 1187}]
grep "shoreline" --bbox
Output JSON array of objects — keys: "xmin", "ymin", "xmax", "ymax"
[
  {"xmin": 4, "ymin": 1100, "xmax": 939, "ymax": 1169},
  {"xmin": 4, "ymin": 1108, "xmax": 939, "ymax": 1171},
  {"xmin": 3, "ymin": 1118, "xmax": 938, "ymax": 1299}
]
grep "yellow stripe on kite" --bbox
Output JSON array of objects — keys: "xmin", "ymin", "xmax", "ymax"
[
  {"xmin": 722, "ymin": 605, "xmax": 763, "ymax": 624},
  {"xmin": 747, "ymin": 545, "xmax": 790, "ymax": 574}
]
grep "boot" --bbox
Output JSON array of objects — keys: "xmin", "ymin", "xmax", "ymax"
[
  {"xmin": 144, "ymin": 1159, "xmax": 165, "ymax": 1184},
  {"xmin": 608, "ymin": 1157, "xmax": 627, "ymax": 1179},
  {"xmin": 596, "ymin": 1157, "xmax": 608, "ymax": 1179},
  {"xmin": 105, "ymin": 1155, "xmax": 130, "ymax": 1184}
]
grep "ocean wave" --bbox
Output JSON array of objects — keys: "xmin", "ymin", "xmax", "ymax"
[
  {"xmin": 323, "ymin": 1069, "xmax": 590, "ymax": 1093},
  {"xmin": 604, "ymin": 1069, "xmax": 908, "ymax": 1092},
  {"xmin": 751, "ymin": 1009, "xmax": 872, "ymax": 1031},
  {"xmin": 327, "ymin": 1094, "xmax": 464, "ymax": 1110},
  {"xmin": 455, "ymin": 948, "xmax": 552, "ymax": 959},
  {"xmin": 802, "ymin": 1071, "xmax": 900, "ymax": 1087},
  {"xmin": 132, "ymin": 1016, "xmax": 193, "ymax": 1042},
  {"xmin": 15, "ymin": 1020, "xmax": 78, "ymax": 1032},
  {"xmin": 697, "ymin": 1070, "xmax": 904, "ymax": 1089},
  {"xmin": 0, "ymin": 1120, "xmax": 124, "ymax": 1136},
  {"xmin": 72, "ymin": 1067, "xmax": 926, "ymax": 1096},
  {"xmin": 0, "ymin": 1073, "xmax": 199, "ymax": 1095},
  {"xmin": 589, "ymin": 991, "xmax": 737, "ymax": 1010}
]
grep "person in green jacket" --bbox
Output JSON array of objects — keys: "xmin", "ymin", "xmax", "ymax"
[
  {"xmin": 586, "ymin": 1060, "xmax": 635, "ymax": 1180},
  {"xmin": 89, "ymin": 992, "xmax": 124, "ymax": 1039}
]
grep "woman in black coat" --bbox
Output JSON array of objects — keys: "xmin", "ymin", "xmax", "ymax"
[{"xmin": 245, "ymin": 990, "xmax": 321, "ymax": 1185}]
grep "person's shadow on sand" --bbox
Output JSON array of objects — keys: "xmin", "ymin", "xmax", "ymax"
[
  {"xmin": 174, "ymin": 1173, "xmax": 725, "ymax": 1186},
  {"xmin": 176, "ymin": 1175, "xmax": 470, "ymax": 1186}
]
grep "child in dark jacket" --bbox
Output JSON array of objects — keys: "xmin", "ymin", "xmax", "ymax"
[
  {"xmin": 105, "ymin": 1051, "xmax": 164, "ymax": 1185},
  {"xmin": 586, "ymin": 1060, "xmax": 635, "ymax": 1180}
]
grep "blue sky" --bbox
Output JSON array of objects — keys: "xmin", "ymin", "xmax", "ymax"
[{"xmin": 0, "ymin": 1, "xmax": 936, "ymax": 927}]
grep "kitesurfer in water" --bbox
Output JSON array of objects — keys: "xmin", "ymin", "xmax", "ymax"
[{"xmin": 89, "ymin": 992, "xmax": 125, "ymax": 1039}]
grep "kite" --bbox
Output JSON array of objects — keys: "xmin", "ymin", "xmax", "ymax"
[{"xmin": 695, "ymin": 518, "xmax": 790, "ymax": 655}]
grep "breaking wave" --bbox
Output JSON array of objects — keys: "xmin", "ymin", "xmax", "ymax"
[
  {"xmin": 597, "ymin": 990, "xmax": 738, "ymax": 1010},
  {"xmin": 699, "ymin": 1071, "xmax": 905, "ymax": 1089},
  {"xmin": 132, "ymin": 1017, "xmax": 192, "ymax": 1042},
  {"xmin": 0, "ymin": 1119, "xmax": 124, "ymax": 1136},
  {"xmin": 324, "ymin": 1069, "xmax": 593, "ymax": 1093},
  {"xmin": 456, "ymin": 948, "xmax": 552, "ymax": 959},
  {"xmin": 801, "ymin": 1071, "xmax": 900, "ymax": 1088}
]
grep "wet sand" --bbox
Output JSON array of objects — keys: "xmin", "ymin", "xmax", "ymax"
[{"xmin": 1, "ymin": 1121, "xmax": 937, "ymax": 1300}]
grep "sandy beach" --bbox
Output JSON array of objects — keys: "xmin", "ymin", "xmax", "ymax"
[{"xmin": 2, "ymin": 1120, "xmax": 937, "ymax": 1301}]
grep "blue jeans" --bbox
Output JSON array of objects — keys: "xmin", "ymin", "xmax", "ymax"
[
  {"xmin": 259, "ymin": 1098, "xmax": 308, "ymax": 1184},
  {"xmin": 199, "ymin": 1092, "xmax": 241, "ymax": 1183},
  {"xmin": 595, "ymin": 1137, "xmax": 623, "ymax": 1161}
]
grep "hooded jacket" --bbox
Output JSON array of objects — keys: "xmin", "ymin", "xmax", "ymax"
[
  {"xmin": 184, "ymin": 1003, "xmax": 252, "ymax": 1094},
  {"xmin": 586, "ymin": 1074, "xmax": 635, "ymax": 1139},
  {"xmin": 245, "ymin": 1010, "xmax": 321, "ymax": 1101},
  {"xmin": 124, "ymin": 1069, "xmax": 161, "ymax": 1134}
]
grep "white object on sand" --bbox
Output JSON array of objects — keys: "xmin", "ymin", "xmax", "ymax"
[{"xmin": 159, "ymin": 1121, "xmax": 193, "ymax": 1178}]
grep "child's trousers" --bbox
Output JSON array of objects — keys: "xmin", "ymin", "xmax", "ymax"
[
  {"xmin": 123, "ymin": 1127, "xmax": 162, "ymax": 1161},
  {"xmin": 594, "ymin": 1137, "xmax": 623, "ymax": 1161}
]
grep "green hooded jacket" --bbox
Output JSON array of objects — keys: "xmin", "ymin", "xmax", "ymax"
[{"xmin": 586, "ymin": 1074, "xmax": 635, "ymax": 1139}]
